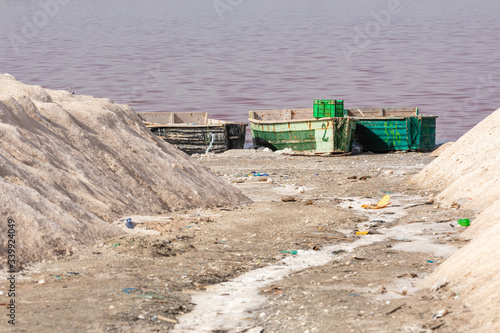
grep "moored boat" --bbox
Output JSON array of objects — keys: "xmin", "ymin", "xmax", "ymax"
[
  {"xmin": 138, "ymin": 112, "xmax": 246, "ymax": 155},
  {"xmin": 249, "ymin": 109, "xmax": 357, "ymax": 154},
  {"xmin": 345, "ymin": 107, "xmax": 437, "ymax": 152}
]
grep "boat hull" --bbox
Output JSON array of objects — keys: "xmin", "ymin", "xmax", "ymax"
[
  {"xmin": 352, "ymin": 116, "xmax": 437, "ymax": 152},
  {"xmin": 250, "ymin": 117, "xmax": 356, "ymax": 153},
  {"xmin": 138, "ymin": 112, "xmax": 246, "ymax": 155}
]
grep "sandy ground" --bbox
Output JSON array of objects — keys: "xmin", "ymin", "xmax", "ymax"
[{"xmin": 0, "ymin": 149, "xmax": 477, "ymax": 333}]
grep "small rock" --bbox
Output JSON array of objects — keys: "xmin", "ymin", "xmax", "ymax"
[
  {"xmin": 109, "ymin": 305, "xmax": 115, "ymax": 309},
  {"xmin": 281, "ymin": 196, "xmax": 296, "ymax": 202},
  {"xmin": 138, "ymin": 314, "xmax": 146, "ymax": 320},
  {"xmin": 38, "ymin": 279, "xmax": 45, "ymax": 285},
  {"xmin": 384, "ymin": 170, "xmax": 394, "ymax": 175},
  {"xmin": 298, "ymin": 186, "xmax": 306, "ymax": 194},
  {"xmin": 267, "ymin": 178, "xmax": 273, "ymax": 184}
]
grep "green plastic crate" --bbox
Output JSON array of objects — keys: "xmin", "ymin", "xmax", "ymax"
[{"xmin": 313, "ymin": 100, "xmax": 344, "ymax": 118}]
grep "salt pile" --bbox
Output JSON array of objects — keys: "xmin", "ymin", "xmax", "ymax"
[
  {"xmin": 0, "ymin": 74, "xmax": 250, "ymax": 268},
  {"xmin": 413, "ymin": 108, "xmax": 500, "ymax": 331}
]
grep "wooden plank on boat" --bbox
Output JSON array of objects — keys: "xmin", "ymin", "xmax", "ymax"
[{"xmin": 138, "ymin": 112, "xmax": 209, "ymax": 125}]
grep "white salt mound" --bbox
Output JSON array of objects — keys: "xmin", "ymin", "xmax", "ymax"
[
  {"xmin": 429, "ymin": 141, "xmax": 454, "ymax": 157},
  {"xmin": 0, "ymin": 74, "xmax": 250, "ymax": 268},
  {"xmin": 460, "ymin": 199, "xmax": 500, "ymax": 240},
  {"xmin": 413, "ymin": 107, "xmax": 500, "ymax": 331},
  {"xmin": 413, "ymin": 108, "xmax": 500, "ymax": 191}
]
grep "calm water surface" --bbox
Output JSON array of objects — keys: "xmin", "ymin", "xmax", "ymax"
[{"xmin": 1, "ymin": 0, "xmax": 499, "ymax": 142}]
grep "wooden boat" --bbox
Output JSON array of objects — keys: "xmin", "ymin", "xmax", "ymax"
[
  {"xmin": 345, "ymin": 107, "xmax": 437, "ymax": 152},
  {"xmin": 248, "ymin": 109, "xmax": 357, "ymax": 154},
  {"xmin": 138, "ymin": 112, "xmax": 246, "ymax": 155}
]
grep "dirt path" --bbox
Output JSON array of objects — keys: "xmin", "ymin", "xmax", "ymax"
[{"xmin": 0, "ymin": 150, "xmax": 476, "ymax": 332}]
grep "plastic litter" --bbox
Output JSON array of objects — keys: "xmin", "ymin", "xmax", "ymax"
[
  {"xmin": 356, "ymin": 231, "xmax": 370, "ymax": 235},
  {"xmin": 427, "ymin": 260, "xmax": 436, "ymax": 263},
  {"xmin": 361, "ymin": 194, "xmax": 392, "ymax": 209},
  {"xmin": 124, "ymin": 218, "xmax": 134, "ymax": 229},
  {"xmin": 251, "ymin": 171, "xmax": 269, "ymax": 177},
  {"xmin": 122, "ymin": 288, "xmax": 137, "ymax": 294},
  {"xmin": 457, "ymin": 218, "xmax": 470, "ymax": 226},
  {"xmin": 280, "ymin": 250, "xmax": 298, "ymax": 255}
]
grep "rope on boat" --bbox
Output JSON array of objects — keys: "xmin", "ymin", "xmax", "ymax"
[{"xmin": 205, "ymin": 132, "xmax": 214, "ymax": 154}]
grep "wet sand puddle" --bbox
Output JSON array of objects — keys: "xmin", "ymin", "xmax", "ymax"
[{"xmin": 172, "ymin": 195, "xmax": 458, "ymax": 332}]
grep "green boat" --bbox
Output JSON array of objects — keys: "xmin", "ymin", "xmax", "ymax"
[
  {"xmin": 345, "ymin": 107, "xmax": 437, "ymax": 152},
  {"xmin": 249, "ymin": 109, "xmax": 357, "ymax": 154}
]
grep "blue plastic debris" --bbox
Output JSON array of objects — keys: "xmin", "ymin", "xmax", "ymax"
[
  {"xmin": 122, "ymin": 288, "xmax": 137, "ymax": 294},
  {"xmin": 427, "ymin": 260, "xmax": 436, "ymax": 263},
  {"xmin": 125, "ymin": 218, "xmax": 134, "ymax": 229},
  {"xmin": 251, "ymin": 171, "xmax": 269, "ymax": 177}
]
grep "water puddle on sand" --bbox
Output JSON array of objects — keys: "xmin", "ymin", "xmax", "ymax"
[{"xmin": 172, "ymin": 195, "xmax": 458, "ymax": 333}]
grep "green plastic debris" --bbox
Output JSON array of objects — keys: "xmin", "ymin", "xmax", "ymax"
[
  {"xmin": 280, "ymin": 250, "xmax": 298, "ymax": 255},
  {"xmin": 458, "ymin": 219, "xmax": 470, "ymax": 227}
]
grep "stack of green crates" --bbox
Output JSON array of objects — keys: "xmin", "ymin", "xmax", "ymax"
[{"xmin": 313, "ymin": 100, "xmax": 344, "ymax": 118}]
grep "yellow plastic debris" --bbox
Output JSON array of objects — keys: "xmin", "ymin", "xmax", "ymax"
[
  {"xmin": 361, "ymin": 194, "xmax": 392, "ymax": 209},
  {"xmin": 356, "ymin": 231, "xmax": 370, "ymax": 235}
]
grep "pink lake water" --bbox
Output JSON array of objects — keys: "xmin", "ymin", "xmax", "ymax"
[{"xmin": 1, "ymin": 0, "xmax": 499, "ymax": 142}]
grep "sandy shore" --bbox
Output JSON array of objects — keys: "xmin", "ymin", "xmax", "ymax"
[{"xmin": 0, "ymin": 149, "xmax": 477, "ymax": 333}]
